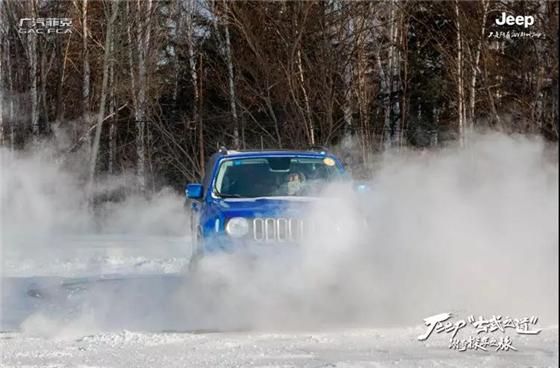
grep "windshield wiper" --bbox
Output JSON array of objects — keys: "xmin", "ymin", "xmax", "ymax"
[
  {"xmin": 214, "ymin": 187, "xmax": 243, "ymax": 198},
  {"xmin": 219, "ymin": 193, "xmax": 243, "ymax": 198}
]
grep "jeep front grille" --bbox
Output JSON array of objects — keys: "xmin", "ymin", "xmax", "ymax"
[{"xmin": 252, "ymin": 218, "xmax": 311, "ymax": 242}]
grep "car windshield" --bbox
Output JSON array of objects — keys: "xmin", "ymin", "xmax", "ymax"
[{"xmin": 213, "ymin": 157, "xmax": 343, "ymax": 198}]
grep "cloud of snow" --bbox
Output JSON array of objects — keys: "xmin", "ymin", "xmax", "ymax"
[
  {"xmin": 173, "ymin": 132, "xmax": 558, "ymax": 331},
  {"xmin": 0, "ymin": 141, "xmax": 189, "ymax": 337},
  {"xmin": 1, "ymin": 132, "xmax": 557, "ymax": 338}
]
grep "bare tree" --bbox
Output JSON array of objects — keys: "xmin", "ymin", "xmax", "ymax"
[
  {"xmin": 5, "ymin": 34, "xmax": 15, "ymax": 151},
  {"xmin": 467, "ymin": 0, "xmax": 489, "ymax": 133},
  {"xmin": 184, "ymin": 0, "xmax": 204, "ymax": 174},
  {"xmin": 341, "ymin": 11, "xmax": 354, "ymax": 136},
  {"xmin": 88, "ymin": 0, "xmax": 119, "ymax": 196},
  {"xmin": 455, "ymin": 0, "xmax": 466, "ymax": 146},
  {"xmin": 222, "ymin": 2, "xmax": 240, "ymax": 149},
  {"xmin": 54, "ymin": 34, "xmax": 71, "ymax": 127},
  {"xmin": 376, "ymin": 2, "xmax": 400, "ymax": 149},
  {"xmin": 27, "ymin": 0, "xmax": 39, "ymax": 142},
  {"xmin": 108, "ymin": 20, "xmax": 116, "ymax": 175},
  {"xmin": 81, "ymin": 0, "xmax": 91, "ymax": 152},
  {"xmin": 134, "ymin": 0, "xmax": 153, "ymax": 192}
]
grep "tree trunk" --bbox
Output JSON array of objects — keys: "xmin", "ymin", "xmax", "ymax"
[
  {"xmin": 455, "ymin": 0, "xmax": 465, "ymax": 146},
  {"xmin": 88, "ymin": 0, "xmax": 119, "ymax": 197},
  {"xmin": 186, "ymin": 0, "xmax": 199, "ymax": 133},
  {"xmin": 55, "ymin": 37, "xmax": 71, "ymax": 127},
  {"xmin": 6, "ymin": 37, "xmax": 15, "ymax": 151},
  {"xmin": 468, "ymin": 0, "xmax": 488, "ymax": 134},
  {"xmin": 28, "ymin": 0, "xmax": 39, "ymax": 142},
  {"xmin": 108, "ymin": 29, "xmax": 116, "ymax": 175},
  {"xmin": 82, "ymin": 0, "xmax": 91, "ymax": 152},
  {"xmin": 296, "ymin": 49, "xmax": 314, "ymax": 145},
  {"xmin": 172, "ymin": 0, "xmax": 182, "ymax": 108},
  {"xmin": 376, "ymin": 50, "xmax": 391, "ymax": 148},
  {"xmin": 399, "ymin": 15, "xmax": 409, "ymax": 147},
  {"xmin": 223, "ymin": 4, "xmax": 240, "ymax": 149},
  {"xmin": 391, "ymin": 2, "xmax": 402, "ymax": 147},
  {"xmin": 126, "ymin": 1, "xmax": 138, "ymax": 111},
  {"xmin": 40, "ymin": 49, "xmax": 53, "ymax": 133},
  {"xmin": 382, "ymin": 2, "xmax": 396, "ymax": 148},
  {"xmin": 198, "ymin": 54, "xmax": 205, "ymax": 178},
  {"xmin": 185, "ymin": 0, "xmax": 204, "ymax": 176},
  {"xmin": 356, "ymin": 28, "xmax": 370, "ymax": 159},
  {"xmin": 342, "ymin": 15, "xmax": 354, "ymax": 136},
  {"xmin": 135, "ymin": 0, "xmax": 153, "ymax": 192}
]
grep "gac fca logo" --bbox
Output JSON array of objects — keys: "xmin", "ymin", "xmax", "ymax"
[
  {"xmin": 495, "ymin": 12, "xmax": 535, "ymax": 28},
  {"xmin": 18, "ymin": 18, "xmax": 72, "ymax": 34}
]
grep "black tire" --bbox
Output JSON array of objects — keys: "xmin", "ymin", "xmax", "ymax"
[{"xmin": 187, "ymin": 229, "xmax": 203, "ymax": 273}]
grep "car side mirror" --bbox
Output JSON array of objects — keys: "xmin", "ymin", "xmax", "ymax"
[{"xmin": 186, "ymin": 183, "xmax": 203, "ymax": 200}]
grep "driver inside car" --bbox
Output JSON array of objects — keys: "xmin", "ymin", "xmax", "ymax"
[{"xmin": 285, "ymin": 171, "xmax": 305, "ymax": 195}]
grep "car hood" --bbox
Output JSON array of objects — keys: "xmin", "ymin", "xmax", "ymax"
[{"xmin": 214, "ymin": 196, "xmax": 320, "ymax": 218}]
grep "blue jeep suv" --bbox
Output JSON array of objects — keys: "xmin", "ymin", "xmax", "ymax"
[{"xmin": 185, "ymin": 147, "xmax": 347, "ymax": 267}]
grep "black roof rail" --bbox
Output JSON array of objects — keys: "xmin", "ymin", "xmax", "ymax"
[
  {"xmin": 215, "ymin": 146, "xmax": 329, "ymax": 155},
  {"xmin": 308, "ymin": 145, "xmax": 329, "ymax": 153}
]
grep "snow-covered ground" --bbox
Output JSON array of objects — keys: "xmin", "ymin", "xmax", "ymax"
[
  {"xmin": 1, "ymin": 235, "xmax": 557, "ymax": 368},
  {"xmin": 2, "ymin": 326, "xmax": 558, "ymax": 368}
]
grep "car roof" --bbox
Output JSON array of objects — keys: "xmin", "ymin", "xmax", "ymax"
[{"xmin": 217, "ymin": 149, "xmax": 332, "ymax": 159}]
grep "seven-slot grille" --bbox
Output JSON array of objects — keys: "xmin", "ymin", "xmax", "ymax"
[{"xmin": 252, "ymin": 218, "xmax": 312, "ymax": 242}]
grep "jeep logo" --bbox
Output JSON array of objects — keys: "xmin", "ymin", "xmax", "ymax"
[{"xmin": 495, "ymin": 12, "xmax": 535, "ymax": 28}]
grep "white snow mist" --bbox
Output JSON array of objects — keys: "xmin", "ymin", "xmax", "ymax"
[
  {"xmin": 175, "ymin": 132, "xmax": 558, "ymax": 331},
  {"xmin": 0, "ymin": 132, "xmax": 557, "ymax": 338}
]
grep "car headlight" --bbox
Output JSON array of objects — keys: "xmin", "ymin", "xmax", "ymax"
[{"xmin": 225, "ymin": 217, "xmax": 249, "ymax": 238}]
